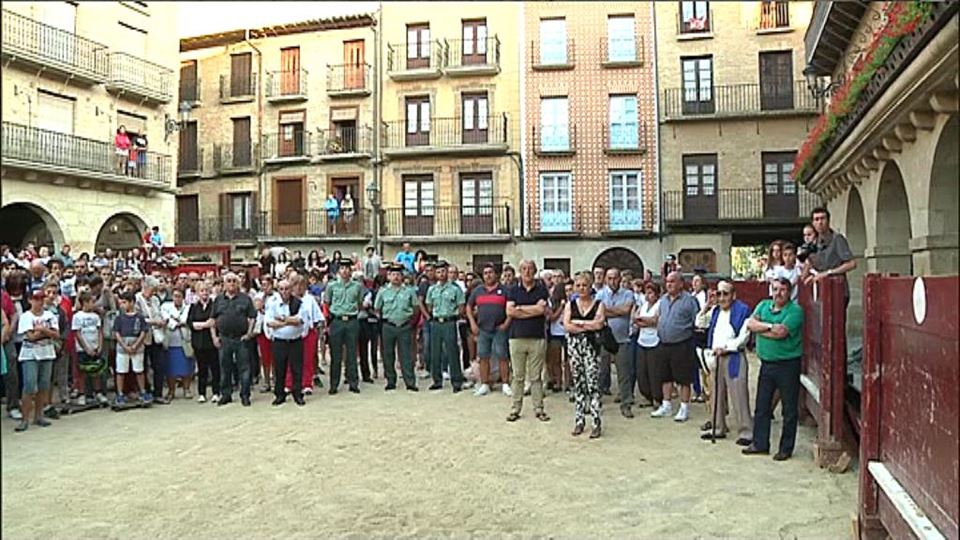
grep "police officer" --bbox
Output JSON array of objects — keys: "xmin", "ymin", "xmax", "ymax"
[
  {"xmin": 374, "ymin": 263, "xmax": 419, "ymax": 391},
  {"xmin": 424, "ymin": 261, "xmax": 465, "ymax": 392},
  {"xmin": 323, "ymin": 257, "xmax": 363, "ymax": 394}
]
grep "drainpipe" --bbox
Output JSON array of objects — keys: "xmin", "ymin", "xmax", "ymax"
[
  {"xmin": 244, "ymin": 29, "xmax": 264, "ymax": 251},
  {"xmin": 508, "ymin": 151, "xmax": 524, "ymax": 238},
  {"xmin": 373, "ymin": 4, "xmax": 383, "ymax": 254},
  {"xmin": 651, "ymin": 3, "xmax": 666, "ymax": 267}
]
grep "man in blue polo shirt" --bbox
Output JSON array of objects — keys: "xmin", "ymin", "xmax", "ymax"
[{"xmin": 597, "ymin": 268, "xmax": 635, "ymax": 417}]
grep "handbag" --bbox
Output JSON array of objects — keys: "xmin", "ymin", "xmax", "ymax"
[{"xmin": 598, "ymin": 324, "xmax": 619, "ymax": 355}]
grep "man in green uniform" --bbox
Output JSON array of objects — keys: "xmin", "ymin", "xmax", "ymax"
[
  {"xmin": 324, "ymin": 257, "xmax": 363, "ymax": 394},
  {"xmin": 424, "ymin": 261, "xmax": 465, "ymax": 392},
  {"xmin": 374, "ymin": 263, "xmax": 418, "ymax": 392}
]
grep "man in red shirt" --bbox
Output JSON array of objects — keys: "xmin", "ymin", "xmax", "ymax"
[
  {"xmin": 466, "ymin": 263, "xmax": 512, "ymax": 397},
  {"xmin": 2, "ymin": 289, "xmax": 22, "ymax": 419}
]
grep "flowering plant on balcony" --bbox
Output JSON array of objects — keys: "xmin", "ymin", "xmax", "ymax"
[{"xmin": 793, "ymin": 1, "xmax": 934, "ymax": 183}]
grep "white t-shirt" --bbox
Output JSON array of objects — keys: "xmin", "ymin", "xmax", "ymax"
[
  {"xmin": 72, "ymin": 310, "xmax": 102, "ymax": 352},
  {"xmin": 778, "ymin": 264, "xmax": 801, "ymax": 301},
  {"xmin": 765, "ymin": 266, "xmax": 781, "ymax": 297},
  {"xmin": 636, "ymin": 301, "xmax": 660, "ymax": 348},
  {"xmin": 17, "ymin": 309, "xmax": 59, "ymax": 361}
]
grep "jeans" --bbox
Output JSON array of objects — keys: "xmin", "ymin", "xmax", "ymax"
[
  {"xmin": 219, "ymin": 336, "xmax": 251, "ymax": 400},
  {"xmin": 144, "ymin": 343, "xmax": 166, "ymax": 396},
  {"xmin": 752, "ymin": 357, "xmax": 801, "ymax": 455},
  {"xmin": 3, "ymin": 341, "xmax": 20, "ymax": 410}
]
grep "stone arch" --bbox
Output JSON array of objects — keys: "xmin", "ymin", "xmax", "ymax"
[
  {"xmin": 592, "ymin": 247, "xmax": 644, "ymax": 276},
  {"xmin": 926, "ymin": 113, "xmax": 959, "ymax": 274},
  {"xmin": 845, "ymin": 187, "xmax": 868, "ymax": 341},
  {"xmin": 874, "ymin": 161, "xmax": 913, "ymax": 275},
  {"xmin": 0, "ymin": 202, "xmax": 66, "ymax": 250},
  {"xmin": 95, "ymin": 212, "xmax": 149, "ymax": 253}
]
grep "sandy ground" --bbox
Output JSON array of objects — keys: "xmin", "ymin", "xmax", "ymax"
[{"xmin": 1, "ymin": 356, "xmax": 856, "ymax": 540}]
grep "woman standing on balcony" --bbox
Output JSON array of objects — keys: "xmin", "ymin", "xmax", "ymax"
[{"xmin": 114, "ymin": 126, "xmax": 131, "ymax": 175}]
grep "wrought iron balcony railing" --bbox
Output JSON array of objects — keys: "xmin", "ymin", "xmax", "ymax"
[
  {"xmin": 602, "ymin": 120, "xmax": 650, "ymax": 154},
  {"xmin": 219, "ymin": 72, "xmax": 257, "ymax": 101},
  {"xmin": 316, "ymin": 126, "xmax": 374, "ymax": 157},
  {"xmin": 2, "ymin": 121, "xmax": 171, "ymax": 186},
  {"xmin": 213, "ymin": 142, "xmax": 259, "ymax": 174},
  {"xmin": 381, "ymin": 205, "xmax": 511, "ymax": 237},
  {"xmin": 386, "ymin": 41, "xmax": 445, "ymax": 75},
  {"xmin": 262, "ymin": 131, "xmax": 311, "ymax": 162},
  {"xmin": 444, "ymin": 35, "xmax": 500, "ymax": 74},
  {"xmin": 530, "ymin": 38, "xmax": 575, "ymax": 70},
  {"xmin": 600, "ymin": 34, "xmax": 645, "ymax": 66},
  {"xmin": 532, "ymin": 124, "xmax": 577, "ymax": 155},
  {"xmin": 528, "ymin": 204, "xmax": 584, "ymax": 235},
  {"xmin": 326, "ymin": 64, "xmax": 371, "ymax": 95},
  {"xmin": 662, "ymin": 81, "xmax": 817, "ymax": 120},
  {"xmin": 1, "ymin": 9, "xmax": 109, "ymax": 83},
  {"xmin": 662, "ymin": 188, "xmax": 823, "ymax": 224},
  {"xmin": 178, "ymin": 216, "xmax": 264, "ymax": 244},
  {"xmin": 265, "ymin": 69, "xmax": 308, "ymax": 101},
  {"xmin": 106, "ymin": 52, "xmax": 174, "ymax": 103},
  {"xmin": 177, "ymin": 146, "xmax": 204, "ymax": 178},
  {"xmin": 179, "ymin": 74, "xmax": 201, "ymax": 104},
  {"xmin": 381, "ymin": 115, "xmax": 509, "ymax": 155},
  {"xmin": 258, "ymin": 209, "xmax": 373, "ymax": 238}
]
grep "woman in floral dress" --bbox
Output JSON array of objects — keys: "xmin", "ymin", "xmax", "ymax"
[{"xmin": 563, "ymin": 272, "xmax": 606, "ymax": 438}]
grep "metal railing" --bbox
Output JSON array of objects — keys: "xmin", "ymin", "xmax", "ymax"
[
  {"xmin": 213, "ymin": 142, "xmax": 259, "ymax": 173},
  {"xmin": 317, "ymin": 126, "xmax": 374, "ymax": 156},
  {"xmin": 258, "ymin": 209, "xmax": 373, "ymax": 238},
  {"xmin": 179, "ymin": 216, "xmax": 263, "ymax": 244},
  {"xmin": 532, "ymin": 124, "xmax": 577, "ymax": 155},
  {"xmin": 662, "ymin": 188, "xmax": 823, "ymax": 223},
  {"xmin": 177, "ymin": 146, "xmax": 203, "ymax": 177},
  {"xmin": 326, "ymin": 63, "xmax": 371, "ymax": 93},
  {"xmin": 444, "ymin": 36, "xmax": 500, "ymax": 70},
  {"xmin": 262, "ymin": 131, "xmax": 311, "ymax": 161},
  {"xmin": 530, "ymin": 38, "xmax": 576, "ymax": 68},
  {"xmin": 662, "ymin": 81, "xmax": 817, "ymax": 119},
  {"xmin": 381, "ymin": 115, "xmax": 508, "ymax": 151},
  {"xmin": 600, "ymin": 34, "xmax": 645, "ymax": 65},
  {"xmin": 758, "ymin": 1, "xmax": 790, "ymax": 30},
  {"xmin": 1, "ymin": 9, "xmax": 109, "ymax": 81},
  {"xmin": 265, "ymin": 69, "xmax": 308, "ymax": 99},
  {"xmin": 602, "ymin": 120, "xmax": 649, "ymax": 154},
  {"xmin": 381, "ymin": 205, "xmax": 511, "ymax": 237},
  {"xmin": 2, "ymin": 121, "xmax": 171, "ymax": 185},
  {"xmin": 219, "ymin": 72, "xmax": 257, "ymax": 100},
  {"xmin": 528, "ymin": 204, "xmax": 583, "ymax": 235},
  {"xmin": 107, "ymin": 52, "xmax": 174, "ymax": 102},
  {"xmin": 386, "ymin": 41, "xmax": 445, "ymax": 72}
]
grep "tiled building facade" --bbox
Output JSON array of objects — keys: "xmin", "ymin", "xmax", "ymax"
[{"xmin": 519, "ymin": 2, "xmax": 660, "ymax": 276}]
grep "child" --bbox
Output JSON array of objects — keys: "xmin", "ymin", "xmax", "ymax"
[
  {"xmin": 113, "ymin": 291, "xmax": 151, "ymax": 405},
  {"xmin": 73, "ymin": 292, "xmax": 109, "ymax": 406},
  {"xmin": 15, "ymin": 290, "xmax": 59, "ymax": 432}
]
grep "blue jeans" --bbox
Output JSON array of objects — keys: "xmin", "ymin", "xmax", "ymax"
[
  {"xmin": 752, "ymin": 357, "xmax": 801, "ymax": 455},
  {"xmin": 219, "ymin": 336, "xmax": 251, "ymax": 400}
]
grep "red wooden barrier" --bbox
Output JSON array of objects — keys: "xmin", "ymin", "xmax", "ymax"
[{"xmin": 859, "ymin": 274, "xmax": 958, "ymax": 540}]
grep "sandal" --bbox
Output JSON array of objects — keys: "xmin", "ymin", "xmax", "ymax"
[
  {"xmin": 589, "ymin": 426, "xmax": 602, "ymax": 439},
  {"xmin": 571, "ymin": 424, "xmax": 584, "ymax": 436},
  {"xmin": 506, "ymin": 411, "xmax": 521, "ymax": 422},
  {"xmin": 535, "ymin": 411, "xmax": 551, "ymax": 422}
]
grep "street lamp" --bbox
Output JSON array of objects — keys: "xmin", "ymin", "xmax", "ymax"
[
  {"xmin": 164, "ymin": 101, "xmax": 192, "ymax": 142},
  {"xmin": 366, "ymin": 180, "xmax": 381, "ymax": 251},
  {"xmin": 803, "ymin": 64, "xmax": 842, "ymax": 111}
]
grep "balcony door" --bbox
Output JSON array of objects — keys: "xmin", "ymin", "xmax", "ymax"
[
  {"xmin": 462, "ymin": 93, "xmax": 489, "ymax": 144},
  {"xmin": 403, "ymin": 175, "xmax": 434, "ymax": 235},
  {"xmin": 760, "ymin": 51, "xmax": 794, "ymax": 111},
  {"xmin": 763, "ymin": 151, "xmax": 798, "ymax": 218},
  {"xmin": 176, "ymin": 195, "xmax": 199, "ymax": 243},
  {"xmin": 331, "ymin": 177, "xmax": 361, "ymax": 235},
  {"xmin": 279, "ymin": 110, "xmax": 305, "ymax": 157},
  {"xmin": 37, "ymin": 90, "xmax": 75, "ymax": 164},
  {"xmin": 232, "ymin": 117, "xmax": 251, "ymax": 167},
  {"xmin": 231, "ymin": 53, "xmax": 252, "ymax": 97},
  {"xmin": 681, "ymin": 56, "xmax": 714, "ymax": 114},
  {"xmin": 280, "ymin": 47, "xmax": 301, "ymax": 95},
  {"xmin": 540, "ymin": 172, "xmax": 572, "ymax": 232},
  {"xmin": 274, "ymin": 177, "xmax": 304, "ymax": 236},
  {"xmin": 220, "ymin": 192, "xmax": 256, "ymax": 240},
  {"xmin": 343, "ymin": 40, "xmax": 365, "ymax": 89},
  {"xmin": 40, "ymin": 2, "xmax": 75, "ymax": 65},
  {"xmin": 461, "ymin": 173, "xmax": 493, "ymax": 234},
  {"xmin": 461, "ymin": 19, "xmax": 487, "ymax": 65},
  {"xmin": 683, "ymin": 154, "xmax": 718, "ymax": 221},
  {"xmin": 178, "ymin": 121, "xmax": 198, "ymax": 172},
  {"xmin": 405, "ymin": 96, "xmax": 430, "ymax": 147},
  {"xmin": 406, "ymin": 24, "xmax": 430, "ymax": 69},
  {"xmin": 609, "ymin": 171, "xmax": 642, "ymax": 231}
]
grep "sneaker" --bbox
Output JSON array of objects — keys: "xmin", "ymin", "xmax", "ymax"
[
  {"xmin": 501, "ymin": 383, "xmax": 514, "ymax": 397},
  {"xmin": 114, "ymin": 395, "xmax": 128, "ymax": 406},
  {"xmin": 650, "ymin": 402, "xmax": 673, "ymax": 418},
  {"xmin": 43, "ymin": 406, "xmax": 60, "ymax": 419},
  {"xmin": 33, "ymin": 417, "xmax": 52, "ymax": 427},
  {"xmin": 463, "ymin": 380, "xmax": 475, "ymax": 390},
  {"xmin": 303, "ymin": 387, "xmax": 314, "ymax": 395},
  {"xmin": 9, "ymin": 408, "xmax": 23, "ymax": 420},
  {"xmin": 418, "ymin": 370, "xmax": 431, "ymax": 380},
  {"xmin": 184, "ymin": 390, "xmax": 193, "ymax": 399},
  {"xmin": 197, "ymin": 395, "xmax": 206, "ymax": 403},
  {"xmin": 140, "ymin": 392, "xmax": 154, "ymax": 404},
  {"xmin": 442, "ymin": 371, "xmax": 451, "ymax": 381},
  {"xmin": 211, "ymin": 394, "xmax": 221, "ymax": 403},
  {"xmin": 77, "ymin": 396, "xmax": 87, "ymax": 406},
  {"xmin": 95, "ymin": 393, "xmax": 109, "ymax": 405},
  {"xmin": 69, "ymin": 388, "xmax": 80, "ymax": 400},
  {"xmin": 474, "ymin": 383, "xmax": 491, "ymax": 397},
  {"xmin": 14, "ymin": 420, "xmax": 28, "ymax": 432},
  {"xmin": 674, "ymin": 405, "xmax": 689, "ymax": 423}
]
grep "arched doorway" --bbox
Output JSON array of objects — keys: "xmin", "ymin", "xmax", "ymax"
[
  {"xmin": 845, "ymin": 187, "xmax": 867, "ymax": 342},
  {"xmin": 95, "ymin": 213, "xmax": 148, "ymax": 253},
  {"xmin": 593, "ymin": 247, "xmax": 644, "ymax": 275},
  {"xmin": 927, "ymin": 113, "xmax": 959, "ymax": 274},
  {"xmin": 875, "ymin": 162, "xmax": 913, "ymax": 275},
  {"xmin": 0, "ymin": 202, "xmax": 65, "ymax": 250}
]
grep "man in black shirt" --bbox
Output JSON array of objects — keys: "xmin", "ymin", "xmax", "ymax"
[
  {"xmin": 210, "ymin": 272, "xmax": 256, "ymax": 406},
  {"xmin": 505, "ymin": 260, "xmax": 550, "ymax": 422}
]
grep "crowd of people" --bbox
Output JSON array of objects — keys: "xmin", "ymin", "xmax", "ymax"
[{"xmin": 1, "ymin": 208, "xmax": 856, "ymax": 455}]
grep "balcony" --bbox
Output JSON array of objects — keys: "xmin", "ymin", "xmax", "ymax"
[
  {"xmin": 386, "ymin": 41, "xmax": 444, "ymax": 81},
  {"xmin": 177, "ymin": 146, "xmax": 204, "ymax": 180},
  {"xmin": 178, "ymin": 216, "xmax": 262, "ymax": 244},
  {"xmin": 661, "ymin": 82, "xmax": 817, "ymax": 121},
  {"xmin": 443, "ymin": 36, "xmax": 500, "ymax": 77},
  {"xmin": 326, "ymin": 64, "xmax": 371, "ymax": 97},
  {"xmin": 219, "ymin": 73, "xmax": 257, "ymax": 103},
  {"xmin": 532, "ymin": 125, "xmax": 577, "ymax": 156},
  {"xmin": 105, "ymin": 52, "xmax": 173, "ymax": 104},
  {"xmin": 602, "ymin": 121, "xmax": 649, "ymax": 155},
  {"xmin": 528, "ymin": 204, "xmax": 583, "ymax": 237},
  {"xmin": 663, "ymin": 188, "xmax": 822, "ymax": 226},
  {"xmin": 600, "ymin": 35, "xmax": 645, "ymax": 68},
  {"xmin": 262, "ymin": 131, "xmax": 311, "ymax": 164},
  {"xmin": 381, "ymin": 115, "xmax": 509, "ymax": 158},
  {"xmin": 1, "ymin": 10, "xmax": 109, "ymax": 85},
  {"xmin": 757, "ymin": 1, "xmax": 790, "ymax": 33},
  {"xmin": 2, "ymin": 121, "xmax": 171, "ymax": 189},
  {"xmin": 530, "ymin": 38, "xmax": 575, "ymax": 71},
  {"xmin": 265, "ymin": 70, "xmax": 308, "ymax": 103},
  {"xmin": 257, "ymin": 209, "xmax": 372, "ymax": 241},
  {"xmin": 315, "ymin": 126, "xmax": 373, "ymax": 161},
  {"xmin": 213, "ymin": 142, "xmax": 259, "ymax": 175},
  {"xmin": 381, "ymin": 205, "xmax": 512, "ymax": 240}
]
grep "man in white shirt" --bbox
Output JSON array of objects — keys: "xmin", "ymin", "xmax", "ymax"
[
  {"xmin": 702, "ymin": 281, "xmax": 753, "ymax": 445},
  {"xmin": 265, "ymin": 279, "xmax": 305, "ymax": 406},
  {"xmin": 778, "ymin": 242, "xmax": 802, "ymax": 302}
]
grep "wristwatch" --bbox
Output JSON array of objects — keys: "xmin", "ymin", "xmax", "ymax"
[{"xmin": 766, "ymin": 323, "xmax": 774, "ymax": 332}]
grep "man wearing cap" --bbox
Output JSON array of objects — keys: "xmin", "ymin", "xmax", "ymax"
[
  {"xmin": 424, "ymin": 261, "xmax": 465, "ymax": 391},
  {"xmin": 324, "ymin": 258, "xmax": 363, "ymax": 394},
  {"xmin": 375, "ymin": 263, "xmax": 419, "ymax": 391},
  {"xmin": 210, "ymin": 272, "xmax": 257, "ymax": 407},
  {"xmin": 265, "ymin": 279, "xmax": 305, "ymax": 406}
]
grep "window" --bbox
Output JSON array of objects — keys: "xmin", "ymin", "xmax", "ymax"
[
  {"xmin": 683, "ymin": 154, "xmax": 717, "ymax": 196},
  {"xmin": 461, "ymin": 173, "xmax": 494, "ymax": 234},
  {"xmin": 176, "ymin": 195, "xmax": 199, "ymax": 243},
  {"xmin": 278, "ymin": 110, "xmax": 305, "ymax": 157},
  {"xmin": 609, "ymin": 95, "xmax": 639, "ymax": 150},
  {"xmin": 540, "ymin": 97, "xmax": 569, "ymax": 152},
  {"xmin": 543, "ymin": 258, "xmax": 571, "ymax": 278},
  {"xmin": 406, "ymin": 24, "xmax": 431, "ymax": 69},
  {"xmin": 681, "ymin": 56, "xmax": 714, "ymax": 114},
  {"xmin": 759, "ymin": 51, "xmax": 794, "ymax": 111},
  {"xmin": 680, "ymin": 1, "xmax": 710, "ymax": 33},
  {"xmin": 230, "ymin": 53, "xmax": 253, "ymax": 97},
  {"xmin": 179, "ymin": 60, "xmax": 198, "ymax": 103},
  {"xmin": 231, "ymin": 117, "xmax": 251, "ymax": 167},
  {"xmin": 231, "ymin": 193, "xmax": 253, "ymax": 230},
  {"xmin": 539, "ymin": 18, "xmax": 567, "ymax": 65},
  {"xmin": 39, "ymin": 2, "xmax": 75, "ymax": 64},
  {"xmin": 118, "ymin": 22, "xmax": 147, "ymax": 58},
  {"xmin": 609, "ymin": 171, "xmax": 642, "ymax": 230},
  {"xmin": 539, "ymin": 172, "xmax": 572, "ymax": 232},
  {"xmin": 607, "ymin": 15, "xmax": 636, "ymax": 62},
  {"xmin": 405, "ymin": 96, "xmax": 430, "ymax": 146},
  {"xmin": 763, "ymin": 152, "xmax": 797, "ymax": 195},
  {"xmin": 462, "ymin": 92, "xmax": 489, "ymax": 144},
  {"xmin": 403, "ymin": 175, "xmax": 435, "ymax": 235},
  {"xmin": 462, "ymin": 19, "xmax": 488, "ymax": 65},
  {"xmin": 759, "ymin": 1, "xmax": 790, "ymax": 29},
  {"xmin": 178, "ymin": 121, "xmax": 198, "ymax": 173},
  {"xmin": 37, "ymin": 90, "xmax": 75, "ymax": 134}
]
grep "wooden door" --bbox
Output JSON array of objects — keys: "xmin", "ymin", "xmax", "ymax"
[
  {"xmin": 231, "ymin": 53, "xmax": 252, "ymax": 97},
  {"xmin": 176, "ymin": 195, "xmax": 199, "ymax": 243},
  {"xmin": 681, "ymin": 56, "xmax": 714, "ymax": 114},
  {"xmin": 683, "ymin": 155, "xmax": 718, "ymax": 221},
  {"xmin": 406, "ymin": 24, "xmax": 430, "ymax": 69},
  {"xmin": 274, "ymin": 178, "xmax": 304, "ymax": 236},
  {"xmin": 178, "ymin": 121, "xmax": 198, "ymax": 172},
  {"xmin": 461, "ymin": 20, "xmax": 487, "ymax": 65},
  {"xmin": 760, "ymin": 51, "xmax": 794, "ymax": 111},
  {"xmin": 232, "ymin": 117, "xmax": 251, "ymax": 167},
  {"xmin": 331, "ymin": 177, "xmax": 362, "ymax": 235},
  {"xmin": 403, "ymin": 176, "xmax": 434, "ymax": 235},
  {"xmin": 280, "ymin": 47, "xmax": 300, "ymax": 95},
  {"xmin": 462, "ymin": 93, "xmax": 489, "ymax": 144},
  {"xmin": 343, "ymin": 40, "xmax": 365, "ymax": 89},
  {"xmin": 460, "ymin": 174, "xmax": 493, "ymax": 234},
  {"xmin": 763, "ymin": 151, "xmax": 799, "ymax": 218},
  {"xmin": 405, "ymin": 96, "xmax": 430, "ymax": 147}
]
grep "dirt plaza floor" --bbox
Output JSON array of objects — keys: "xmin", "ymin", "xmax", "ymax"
[{"xmin": 2, "ymin": 358, "xmax": 857, "ymax": 539}]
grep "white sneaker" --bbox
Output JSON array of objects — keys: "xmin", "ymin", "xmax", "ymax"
[
  {"xmin": 674, "ymin": 405, "xmax": 689, "ymax": 423},
  {"xmin": 650, "ymin": 402, "xmax": 673, "ymax": 418},
  {"xmin": 77, "ymin": 395, "xmax": 87, "ymax": 406},
  {"xmin": 9, "ymin": 408, "xmax": 23, "ymax": 420},
  {"xmin": 474, "ymin": 383, "xmax": 491, "ymax": 397},
  {"xmin": 418, "ymin": 370, "xmax": 431, "ymax": 379},
  {"xmin": 442, "ymin": 371, "xmax": 450, "ymax": 381},
  {"xmin": 197, "ymin": 395, "xmax": 206, "ymax": 403},
  {"xmin": 211, "ymin": 394, "xmax": 221, "ymax": 403},
  {"xmin": 463, "ymin": 380, "xmax": 475, "ymax": 390},
  {"xmin": 501, "ymin": 384, "xmax": 514, "ymax": 397},
  {"xmin": 96, "ymin": 393, "xmax": 109, "ymax": 405},
  {"xmin": 303, "ymin": 387, "xmax": 314, "ymax": 395}
]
